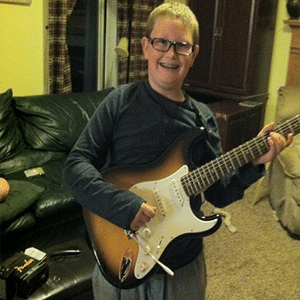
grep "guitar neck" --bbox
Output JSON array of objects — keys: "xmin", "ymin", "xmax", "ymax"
[{"xmin": 182, "ymin": 114, "xmax": 300, "ymax": 197}]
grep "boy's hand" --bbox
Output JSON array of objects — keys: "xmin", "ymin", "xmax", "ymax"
[
  {"xmin": 130, "ymin": 203, "xmax": 157, "ymax": 231},
  {"xmin": 252, "ymin": 123, "xmax": 293, "ymax": 166}
]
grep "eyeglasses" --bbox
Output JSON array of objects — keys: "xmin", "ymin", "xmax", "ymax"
[{"xmin": 148, "ymin": 38, "xmax": 194, "ymax": 56}]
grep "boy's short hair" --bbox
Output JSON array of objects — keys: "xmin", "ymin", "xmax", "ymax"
[{"xmin": 145, "ymin": 2, "xmax": 199, "ymax": 45}]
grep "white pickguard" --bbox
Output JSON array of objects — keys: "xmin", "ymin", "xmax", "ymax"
[{"xmin": 129, "ymin": 165, "xmax": 219, "ymax": 279}]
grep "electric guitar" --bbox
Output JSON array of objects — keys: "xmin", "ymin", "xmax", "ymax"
[{"xmin": 84, "ymin": 114, "xmax": 300, "ymax": 289}]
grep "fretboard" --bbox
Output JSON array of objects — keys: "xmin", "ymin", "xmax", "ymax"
[{"xmin": 182, "ymin": 114, "xmax": 300, "ymax": 197}]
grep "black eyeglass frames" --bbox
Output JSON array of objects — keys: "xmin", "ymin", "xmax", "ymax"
[{"xmin": 148, "ymin": 38, "xmax": 194, "ymax": 56}]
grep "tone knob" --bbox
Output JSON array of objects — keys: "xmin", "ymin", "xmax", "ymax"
[
  {"xmin": 139, "ymin": 262, "xmax": 148, "ymax": 272},
  {"xmin": 143, "ymin": 228, "xmax": 151, "ymax": 238}
]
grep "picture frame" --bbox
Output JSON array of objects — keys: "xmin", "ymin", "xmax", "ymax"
[{"xmin": 0, "ymin": 0, "xmax": 31, "ymax": 5}]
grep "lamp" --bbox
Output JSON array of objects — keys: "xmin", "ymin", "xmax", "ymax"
[{"xmin": 115, "ymin": 37, "xmax": 129, "ymax": 58}]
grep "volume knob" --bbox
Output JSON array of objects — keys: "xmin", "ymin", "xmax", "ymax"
[
  {"xmin": 139, "ymin": 262, "xmax": 148, "ymax": 272},
  {"xmin": 143, "ymin": 228, "xmax": 151, "ymax": 238}
]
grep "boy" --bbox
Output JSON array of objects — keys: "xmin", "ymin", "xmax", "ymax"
[{"xmin": 64, "ymin": 2, "xmax": 292, "ymax": 299}]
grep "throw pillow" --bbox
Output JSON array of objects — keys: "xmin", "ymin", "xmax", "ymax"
[
  {"xmin": 0, "ymin": 89, "xmax": 26, "ymax": 162},
  {"xmin": 0, "ymin": 180, "xmax": 44, "ymax": 223}
]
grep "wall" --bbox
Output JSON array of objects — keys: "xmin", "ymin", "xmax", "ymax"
[
  {"xmin": 0, "ymin": 1, "xmax": 48, "ymax": 96},
  {"xmin": 265, "ymin": 1, "xmax": 292, "ymax": 124},
  {"xmin": 0, "ymin": 0, "xmax": 293, "ymax": 123}
]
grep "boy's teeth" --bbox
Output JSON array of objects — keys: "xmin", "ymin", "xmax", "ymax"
[{"xmin": 160, "ymin": 63, "xmax": 178, "ymax": 69}]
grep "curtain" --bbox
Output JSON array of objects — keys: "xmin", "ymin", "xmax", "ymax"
[
  {"xmin": 117, "ymin": 0, "xmax": 163, "ymax": 85},
  {"xmin": 48, "ymin": 0, "xmax": 77, "ymax": 94}
]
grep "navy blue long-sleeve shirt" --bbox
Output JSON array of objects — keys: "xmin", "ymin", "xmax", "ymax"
[{"xmin": 64, "ymin": 80, "xmax": 263, "ymax": 271}]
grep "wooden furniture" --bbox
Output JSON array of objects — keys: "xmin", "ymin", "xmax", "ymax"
[
  {"xmin": 185, "ymin": 0, "xmax": 278, "ymax": 100},
  {"xmin": 284, "ymin": 20, "xmax": 300, "ymax": 86},
  {"xmin": 207, "ymin": 100, "xmax": 264, "ymax": 152},
  {"xmin": 184, "ymin": 1, "xmax": 277, "ymax": 151}
]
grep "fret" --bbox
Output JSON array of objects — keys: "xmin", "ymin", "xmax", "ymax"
[
  {"xmin": 193, "ymin": 171, "xmax": 203, "ymax": 191},
  {"xmin": 191, "ymin": 170, "xmax": 199, "ymax": 190},
  {"xmin": 216, "ymin": 157, "xmax": 225, "ymax": 177},
  {"xmin": 235, "ymin": 149, "xmax": 242, "ymax": 167},
  {"xmin": 202, "ymin": 167, "xmax": 212, "ymax": 187},
  {"xmin": 195, "ymin": 169, "xmax": 205, "ymax": 190},
  {"xmin": 261, "ymin": 135, "xmax": 269, "ymax": 152},
  {"xmin": 209, "ymin": 160, "xmax": 223, "ymax": 181},
  {"xmin": 232, "ymin": 153, "xmax": 241, "ymax": 168},
  {"xmin": 184, "ymin": 183, "xmax": 193, "ymax": 197},
  {"xmin": 240, "ymin": 144, "xmax": 248, "ymax": 162},
  {"xmin": 234, "ymin": 148, "xmax": 242, "ymax": 166},
  {"xmin": 211, "ymin": 162, "xmax": 219, "ymax": 180},
  {"xmin": 228, "ymin": 155, "xmax": 236, "ymax": 169},
  {"xmin": 296, "ymin": 117, "xmax": 300, "ymax": 131},
  {"xmin": 190, "ymin": 177, "xmax": 198, "ymax": 195},
  {"xmin": 253, "ymin": 137, "xmax": 264, "ymax": 156},
  {"xmin": 246, "ymin": 141, "xmax": 256, "ymax": 160},
  {"xmin": 198, "ymin": 169, "xmax": 208, "ymax": 188},
  {"xmin": 222, "ymin": 155, "xmax": 231, "ymax": 173},
  {"xmin": 277, "ymin": 127, "xmax": 283, "ymax": 135},
  {"xmin": 185, "ymin": 177, "xmax": 195, "ymax": 196},
  {"xmin": 182, "ymin": 115, "xmax": 300, "ymax": 197},
  {"xmin": 286, "ymin": 121, "xmax": 294, "ymax": 134},
  {"xmin": 189, "ymin": 172, "xmax": 198, "ymax": 192},
  {"xmin": 206, "ymin": 163, "xmax": 215, "ymax": 183}
]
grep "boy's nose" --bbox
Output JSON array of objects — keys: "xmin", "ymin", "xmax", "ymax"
[{"xmin": 167, "ymin": 43, "xmax": 177, "ymax": 55}]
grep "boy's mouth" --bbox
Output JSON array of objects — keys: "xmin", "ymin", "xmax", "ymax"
[{"xmin": 159, "ymin": 62, "xmax": 179, "ymax": 69}]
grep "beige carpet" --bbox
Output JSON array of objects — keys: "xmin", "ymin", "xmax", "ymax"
[{"xmin": 202, "ymin": 182, "xmax": 300, "ymax": 300}]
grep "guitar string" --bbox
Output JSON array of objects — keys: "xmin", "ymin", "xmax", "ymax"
[
  {"xmin": 181, "ymin": 115, "xmax": 300, "ymax": 197},
  {"xmin": 185, "ymin": 116, "xmax": 300, "ymax": 195},
  {"xmin": 181, "ymin": 133, "xmax": 269, "ymax": 196}
]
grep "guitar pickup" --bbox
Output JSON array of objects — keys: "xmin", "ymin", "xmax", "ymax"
[
  {"xmin": 172, "ymin": 179, "xmax": 184, "ymax": 206},
  {"xmin": 154, "ymin": 189, "xmax": 167, "ymax": 217}
]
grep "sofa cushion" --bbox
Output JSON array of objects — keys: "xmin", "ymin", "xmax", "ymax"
[
  {"xmin": 4, "ymin": 156, "xmax": 77, "ymax": 219},
  {"xmin": 14, "ymin": 88, "xmax": 114, "ymax": 151},
  {"xmin": 277, "ymin": 135, "xmax": 300, "ymax": 178},
  {"xmin": 0, "ymin": 180, "xmax": 44, "ymax": 223},
  {"xmin": 0, "ymin": 149, "xmax": 66, "ymax": 175},
  {"xmin": 2, "ymin": 211, "xmax": 36, "ymax": 235},
  {"xmin": 269, "ymin": 159, "xmax": 300, "ymax": 234},
  {"xmin": 0, "ymin": 89, "xmax": 26, "ymax": 162},
  {"xmin": 34, "ymin": 183, "xmax": 75, "ymax": 218}
]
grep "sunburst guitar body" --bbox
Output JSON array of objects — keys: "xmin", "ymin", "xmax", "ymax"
[{"xmin": 84, "ymin": 114, "xmax": 300, "ymax": 289}]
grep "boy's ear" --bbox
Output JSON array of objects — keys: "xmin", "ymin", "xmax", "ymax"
[
  {"xmin": 142, "ymin": 37, "xmax": 149, "ymax": 60},
  {"xmin": 190, "ymin": 45, "xmax": 199, "ymax": 67}
]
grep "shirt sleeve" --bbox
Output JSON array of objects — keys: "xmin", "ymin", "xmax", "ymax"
[
  {"xmin": 193, "ymin": 101, "xmax": 265, "ymax": 208},
  {"xmin": 64, "ymin": 89, "xmax": 144, "ymax": 229}
]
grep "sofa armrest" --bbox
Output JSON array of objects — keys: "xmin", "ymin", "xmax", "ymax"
[{"xmin": 276, "ymin": 135, "xmax": 300, "ymax": 178}]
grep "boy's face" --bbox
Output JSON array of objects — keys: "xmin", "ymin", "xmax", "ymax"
[{"xmin": 142, "ymin": 16, "xmax": 199, "ymax": 99}]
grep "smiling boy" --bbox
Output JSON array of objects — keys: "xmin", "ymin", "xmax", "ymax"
[
  {"xmin": 64, "ymin": 2, "xmax": 292, "ymax": 299},
  {"xmin": 142, "ymin": 16, "xmax": 199, "ymax": 102}
]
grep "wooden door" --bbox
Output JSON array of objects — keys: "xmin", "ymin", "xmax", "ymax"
[{"xmin": 185, "ymin": 0, "xmax": 259, "ymax": 95}]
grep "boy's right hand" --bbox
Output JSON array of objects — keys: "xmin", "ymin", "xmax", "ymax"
[{"xmin": 130, "ymin": 203, "xmax": 157, "ymax": 231}]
